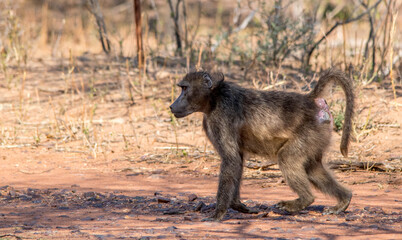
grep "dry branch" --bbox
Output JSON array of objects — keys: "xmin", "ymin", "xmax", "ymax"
[
  {"xmin": 155, "ymin": 138, "xmax": 195, "ymax": 147},
  {"xmin": 304, "ymin": 0, "xmax": 382, "ymax": 67},
  {"xmin": 85, "ymin": 0, "xmax": 111, "ymax": 55},
  {"xmin": 167, "ymin": 0, "xmax": 183, "ymax": 56},
  {"xmin": 246, "ymin": 162, "xmax": 277, "ymax": 170},
  {"xmin": 329, "ymin": 160, "xmax": 395, "ymax": 172}
]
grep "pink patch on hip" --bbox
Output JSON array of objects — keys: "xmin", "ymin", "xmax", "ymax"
[{"xmin": 315, "ymin": 98, "xmax": 333, "ymax": 126}]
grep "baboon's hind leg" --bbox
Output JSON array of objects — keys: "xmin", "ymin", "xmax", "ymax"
[
  {"xmin": 306, "ymin": 155, "xmax": 352, "ymax": 214},
  {"xmin": 276, "ymin": 147, "xmax": 315, "ymax": 212}
]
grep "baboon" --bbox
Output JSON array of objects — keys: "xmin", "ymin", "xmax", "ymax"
[{"xmin": 170, "ymin": 69, "xmax": 354, "ymax": 221}]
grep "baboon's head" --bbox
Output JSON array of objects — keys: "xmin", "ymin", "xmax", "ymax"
[{"xmin": 169, "ymin": 71, "xmax": 224, "ymax": 118}]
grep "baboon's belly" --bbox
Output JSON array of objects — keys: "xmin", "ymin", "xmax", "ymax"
[{"xmin": 242, "ymin": 136, "xmax": 288, "ymax": 158}]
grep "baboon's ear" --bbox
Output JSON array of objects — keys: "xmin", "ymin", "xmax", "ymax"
[
  {"xmin": 203, "ymin": 73, "xmax": 213, "ymax": 89},
  {"xmin": 213, "ymin": 72, "xmax": 224, "ymax": 84},
  {"xmin": 203, "ymin": 72, "xmax": 224, "ymax": 89}
]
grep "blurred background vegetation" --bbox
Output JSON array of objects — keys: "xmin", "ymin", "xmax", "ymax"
[
  {"xmin": 0, "ymin": 0, "xmax": 400, "ymax": 172},
  {"xmin": 0, "ymin": 0, "xmax": 401, "ymax": 84}
]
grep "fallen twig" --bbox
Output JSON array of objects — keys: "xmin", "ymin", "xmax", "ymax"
[
  {"xmin": 329, "ymin": 160, "xmax": 396, "ymax": 172},
  {"xmin": 246, "ymin": 162, "xmax": 277, "ymax": 170},
  {"xmin": 18, "ymin": 168, "xmax": 55, "ymax": 175},
  {"xmin": 155, "ymin": 138, "xmax": 195, "ymax": 147}
]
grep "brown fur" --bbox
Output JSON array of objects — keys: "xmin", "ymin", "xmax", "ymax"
[{"xmin": 170, "ymin": 69, "xmax": 354, "ymax": 221}]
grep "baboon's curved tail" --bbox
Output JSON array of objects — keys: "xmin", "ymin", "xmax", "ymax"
[{"xmin": 308, "ymin": 69, "xmax": 355, "ymax": 157}]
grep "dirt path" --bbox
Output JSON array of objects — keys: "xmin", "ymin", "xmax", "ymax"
[{"xmin": 0, "ymin": 148, "xmax": 401, "ymax": 239}]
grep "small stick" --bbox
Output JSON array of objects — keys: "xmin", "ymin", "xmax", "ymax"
[
  {"xmin": 196, "ymin": 44, "xmax": 204, "ymax": 70},
  {"xmin": 342, "ymin": 24, "xmax": 347, "ymax": 70},
  {"xmin": 389, "ymin": 12, "xmax": 398, "ymax": 100}
]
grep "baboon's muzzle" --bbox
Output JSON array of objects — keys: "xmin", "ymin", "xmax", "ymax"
[{"xmin": 169, "ymin": 102, "xmax": 189, "ymax": 118}]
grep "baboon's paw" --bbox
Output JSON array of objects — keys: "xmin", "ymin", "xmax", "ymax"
[
  {"xmin": 276, "ymin": 198, "xmax": 313, "ymax": 213},
  {"xmin": 231, "ymin": 203, "xmax": 259, "ymax": 214},
  {"xmin": 323, "ymin": 202, "xmax": 350, "ymax": 215},
  {"xmin": 323, "ymin": 196, "xmax": 351, "ymax": 215},
  {"xmin": 323, "ymin": 206, "xmax": 344, "ymax": 215},
  {"xmin": 201, "ymin": 211, "xmax": 226, "ymax": 222},
  {"xmin": 276, "ymin": 200, "xmax": 303, "ymax": 212}
]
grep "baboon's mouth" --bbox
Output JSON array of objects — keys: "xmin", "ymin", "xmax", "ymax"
[{"xmin": 171, "ymin": 111, "xmax": 189, "ymax": 118}]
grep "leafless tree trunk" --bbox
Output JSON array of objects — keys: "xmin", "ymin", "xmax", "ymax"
[
  {"xmin": 134, "ymin": 0, "xmax": 144, "ymax": 68},
  {"xmin": 362, "ymin": 1, "xmax": 376, "ymax": 76},
  {"xmin": 85, "ymin": 0, "xmax": 111, "ymax": 55},
  {"xmin": 167, "ymin": 0, "xmax": 183, "ymax": 56}
]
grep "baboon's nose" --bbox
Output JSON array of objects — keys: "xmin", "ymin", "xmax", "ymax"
[{"xmin": 169, "ymin": 105, "xmax": 173, "ymax": 110}]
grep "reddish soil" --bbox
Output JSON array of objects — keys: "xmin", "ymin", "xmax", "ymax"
[{"xmin": 0, "ymin": 57, "xmax": 401, "ymax": 239}]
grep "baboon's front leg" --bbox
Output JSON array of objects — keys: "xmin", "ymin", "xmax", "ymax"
[
  {"xmin": 202, "ymin": 156, "xmax": 243, "ymax": 221},
  {"xmin": 230, "ymin": 161, "xmax": 259, "ymax": 214},
  {"xmin": 201, "ymin": 128, "xmax": 245, "ymax": 221}
]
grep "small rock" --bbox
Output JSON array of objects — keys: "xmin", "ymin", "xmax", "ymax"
[
  {"xmin": 82, "ymin": 217, "xmax": 95, "ymax": 221},
  {"xmin": 201, "ymin": 203, "xmax": 216, "ymax": 213},
  {"xmin": 139, "ymin": 237, "xmax": 150, "ymax": 240},
  {"xmin": 301, "ymin": 226, "xmax": 315, "ymax": 231},
  {"xmin": 257, "ymin": 213, "xmax": 268, "ymax": 218},
  {"xmin": 157, "ymin": 196, "xmax": 170, "ymax": 203},
  {"xmin": 83, "ymin": 192, "xmax": 96, "ymax": 199},
  {"xmin": 27, "ymin": 188, "xmax": 41, "ymax": 198},
  {"xmin": 345, "ymin": 215, "xmax": 359, "ymax": 221},
  {"xmin": 93, "ymin": 203, "xmax": 103, "ymax": 208},
  {"xmin": 258, "ymin": 204, "xmax": 270, "ymax": 210},
  {"xmin": 163, "ymin": 209, "xmax": 184, "ymax": 215},
  {"xmin": 188, "ymin": 194, "xmax": 197, "ymax": 202},
  {"xmin": 8, "ymin": 190, "xmax": 17, "ymax": 199},
  {"xmin": 195, "ymin": 201, "xmax": 205, "ymax": 211},
  {"xmin": 166, "ymin": 226, "xmax": 177, "ymax": 232},
  {"xmin": 145, "ymin": 228, "xmax": 155, "ymax": 234},
  {"xmin": 19, "ymin": 194, "xmax": 32, "ymax": 201}
]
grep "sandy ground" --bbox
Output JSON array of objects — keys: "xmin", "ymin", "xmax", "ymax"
[{"xmin": 0, "ymin": 148, "xmax": 401, "ymax": 239}]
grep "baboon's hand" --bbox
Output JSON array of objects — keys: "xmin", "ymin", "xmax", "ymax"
[
  {"xmin": 231, "ymin": 203, "xmax": 259, "ymax": 214},
  {"xmin": 201, "ymin": 211, "xmax": 226, "ymax": 222}
]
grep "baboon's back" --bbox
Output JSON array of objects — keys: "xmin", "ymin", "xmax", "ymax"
[{"xmin": 208, "ymin": 83, "xmax": 332, "ymax": 159}]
